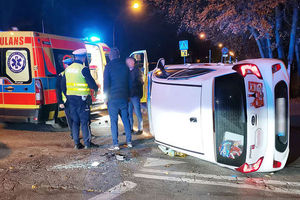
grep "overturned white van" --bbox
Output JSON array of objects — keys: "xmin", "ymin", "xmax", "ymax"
[{"xmin": 147, "ymin": 59, "xmax": 289, "ymax": 173}]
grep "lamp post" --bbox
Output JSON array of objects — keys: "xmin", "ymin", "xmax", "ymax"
[
  {"xmin": 199, "ymin": 32, "xmax": 212, "ymax": 63},
  {"xmin": 113, "ymin": 1, "xmax": 142, "ymax": 47},
  {"xmin": 229, "ymin": 51, "xmax": 234, "ymax": 63}
]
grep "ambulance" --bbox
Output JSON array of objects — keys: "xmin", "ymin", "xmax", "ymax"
[{"xmin": 0, "ymin": 31, "xmax": 110, "ymax": 125}]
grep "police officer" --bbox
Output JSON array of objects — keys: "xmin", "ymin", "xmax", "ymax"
[
  {"xmin": 64, "ymin": 48, "xmax": 99, "ymax": 149},
  {"xmin": 57, "ymin": 57, "xmax": 73, "ymax": 138}
]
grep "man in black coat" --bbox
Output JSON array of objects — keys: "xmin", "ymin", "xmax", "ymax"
[
  {"xmin": 126, "ymin": 57, "xmax": 144, "ymax": 134},
  {"xmin": 104, "ymin": 48, "xmax": 132, "ymax": 150}
]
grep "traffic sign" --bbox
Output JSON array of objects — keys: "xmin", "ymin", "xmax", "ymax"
[
  {"xmin": 181, "ymin": 50, "xmax": 188, "ymax": 57},
  {"xmin": 222, "ymin": 47, "xmax": 229, "ymax": 55},
  {"xmin": 179, "ymin": 40, "xmax": 188, "ymax": 50}
]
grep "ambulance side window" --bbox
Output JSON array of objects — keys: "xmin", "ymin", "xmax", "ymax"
[
  {"xmin": 3, "ymin": 48, "xmax": 31, "ymax": 84},
  {"xmin": 52, "ymin": 49, "xmax": 74, "ymax": 75}
]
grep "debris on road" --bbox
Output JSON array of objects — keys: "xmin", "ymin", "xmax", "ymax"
[
  {"xmin": 158, "ymin": 145, "xmax": 187, "ymax": 157},
  {"xmin": 91, "ymin": 161, "xmax": 100, "ymax": 167},
  {"xmin": 115, "ymin": 154, "xmax": 125, "ymax": 161}
]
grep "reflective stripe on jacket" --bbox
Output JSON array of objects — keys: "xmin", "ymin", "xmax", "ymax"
[{"xmin": 65, "ymin": 63, "xmax": 90, "ymax": 96}]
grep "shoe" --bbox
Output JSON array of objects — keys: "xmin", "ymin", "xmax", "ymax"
[
  {"xmin": 127, "ymin": 143, "xmax": 133, "ymax": 148},
  {"xmin": 84, "ymin": 142, "xmax": 99, "ymax": 149},
  {"xmin": 134, "ymin": 130, "xmax": 143, "ymax": 135},
  {"xmin": 74, "ymin": 143, "xmax": 84, "ymax": 149},
  {"xmin": 108, "ymin": 145, "xmax": 120, "ymax": 151}
]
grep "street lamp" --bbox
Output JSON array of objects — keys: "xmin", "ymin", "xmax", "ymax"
[
  {"xmin": 218, "ymin": 43, "xmax": 223, "ymax": 48},
  {"xmin": 132, "ymin": 2, "xmax": 140, "ymax": 9},
  {"xmin": 113, "ymin": 1, "xmax": 142, "ymax": 47},
  {"xmin": 199, "ymin": 32, "xmax": 212, "ymax": 63},
  {"xmin": 131, "ymin": 1, "xmax": 142, "ymax": 12},
  {"xmin": 199, "ymin": 32, "xmax": 206, "ymax": 39}
]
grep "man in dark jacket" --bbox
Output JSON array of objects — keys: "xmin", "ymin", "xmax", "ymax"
[
  {"xmin": 126, "ymin": 57, "xmax": 144, "ymax": 134},
  {"xmin": 104, "ymin": 48, "xmax": 132, "ymax": 150}
]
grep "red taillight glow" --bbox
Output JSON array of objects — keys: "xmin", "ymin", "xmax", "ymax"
[
  {"xmin": 272, "ymin": 64, "xmax": 281, "ymax": 73},
  {"xmin": 35, "ymin": 79, "xmax": 44, "ymax": 105},
  {"xmin": 236, "ymin": 157, "xmax": 264, "ymax": 173},
  {"xmin": 273, "ymin": 160, "xmax": 282, "ymax": 168},
  {"xmin": 233, "ymin": 64, "xmax": 262, "ymax": 79}
]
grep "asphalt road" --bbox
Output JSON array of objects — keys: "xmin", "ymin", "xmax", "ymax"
[{"xmin": 0, "ymin": 110, "xmax": 299, "ymax": 200}]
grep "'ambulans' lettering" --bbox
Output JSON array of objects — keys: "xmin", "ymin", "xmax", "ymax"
[
  {"xmin": 14, "ymin": 37, "xmax": 18, "ymax": 45},
  {"xmin": 9, "ymin": 37, "xmax": 13, "ymax": 45},
  {"xmin": 19, "ymin": 37, "xmax": 24, "ymax": 45},
  {"xmin": 0, "ymin": 37, "xmax": 25, "ymax": 46}
]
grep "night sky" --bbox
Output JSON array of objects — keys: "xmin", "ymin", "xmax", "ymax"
[{"xmin": 0, "ymin": 0, "xmax": 221, "ymax": 64}]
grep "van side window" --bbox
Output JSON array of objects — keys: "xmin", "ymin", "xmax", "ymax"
[
  {"xmin": 52, "ymin": 49, "xmax": 74, "ymax": 75},
  {"xmin": 3, "ymin": 48, "xmax": 31, "ymax": 84}
]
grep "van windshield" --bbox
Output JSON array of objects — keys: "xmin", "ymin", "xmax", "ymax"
[
  {"xmin": 1, "ymin": 48, "xmax": 31, "ymax": 84},
  {"xmin": 154, "ymin": 68, "xmax": 213, "ymax": 80}
]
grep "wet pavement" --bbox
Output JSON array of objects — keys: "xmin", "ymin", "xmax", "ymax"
[{"xmin": 0, "ymin": 109, "xmax": 299, "ymax": 200}]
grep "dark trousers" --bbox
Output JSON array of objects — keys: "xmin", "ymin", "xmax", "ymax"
[
  {"xmin": 68, "ymin": 96, "xmax": 91, "ymax": 147},
  {"xmin": 107, "ymin": 99, "xmax": 132, "ymax": 146},
  {"xmin": 128, "ymin": 96, "xmax": 143, "ymax": 131}
]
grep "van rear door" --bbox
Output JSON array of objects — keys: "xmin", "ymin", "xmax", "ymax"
[
  {"xmin": 1, "ymin": 48, "xmax": 35, "ymax": 110},
  {"xmin": 86, "ymin": 43, "xmax": 104, "ymax": 104}
]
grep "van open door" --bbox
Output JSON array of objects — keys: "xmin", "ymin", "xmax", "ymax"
[
  {"xmin": 86, "ymin": 43, "xmax": 105, "ymax": 105},
  {"xmin": 129, "ymin": 50, "xmax": 149, "ymax": 103}
]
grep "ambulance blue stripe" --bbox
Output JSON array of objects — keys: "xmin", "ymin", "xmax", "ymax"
[
  {"xmin": 3, "ymin": 82, "xmax": 35, "ymax": 93},
  {"xmin": 0, "ymin": 77, "xmax": 57, "ymax": 94},
  {"xmin": 38, "ymin": 77, "xmax": 57, "ymax": 90}
]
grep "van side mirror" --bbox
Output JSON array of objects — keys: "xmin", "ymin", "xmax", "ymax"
[
  {"xmin": 156, "ymin": 58, "xmax": 168, "ymax": 78},
  {"xmin": 156, "ymin": 58, "xmax": 165, "ymax": 70}
]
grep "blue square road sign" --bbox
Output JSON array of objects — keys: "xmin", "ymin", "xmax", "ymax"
[{"xmin": 179, "ymin": 40, "xmax": 188, "ymax": 50}]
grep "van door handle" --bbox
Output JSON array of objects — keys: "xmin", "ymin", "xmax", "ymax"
[
  {"xmin": 190, "ymin": 117, "xmax": 197, "ymax": 123},
  {"xmin": 5, "ymin": 86, "xmax": 14, "ymax": 91}
]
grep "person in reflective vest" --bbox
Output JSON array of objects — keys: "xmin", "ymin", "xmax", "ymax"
[
  {"xmin": 57, "ymin": 57, "xmax": 73, "ymax": 138},
  {"xmin": 64, "ymin": 48, "xmax": 99, "ymax": 149}
]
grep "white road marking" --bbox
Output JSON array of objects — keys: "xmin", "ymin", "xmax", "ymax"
[
  {"xmin": 89, "ymin": 181, "xmax": 137, "ymax": 200},
  {"xmin": 134, "ymin": 173, "xmax": 300, "ymax": 195},
  {"xmin": 139, "ymin": 168, "xmax": 300, "ymax": 187},
  {"xmin": 144, "ymin": 157, "xmax": 186, "ymax": 167}
]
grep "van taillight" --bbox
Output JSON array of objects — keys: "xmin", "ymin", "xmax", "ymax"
[
  {"xmin": 273, "ymin": 160, "xmax": 282, "ymax": 168},
  {"xmin": 272, "ymin": 64, "xmax": 281, "ymax": 73},
  {"xmin": 236, "ymin": 157, "xmax": 264, "ymax": 173},
  {"xmin": 35, "ymin": 79, "xmax": 44, "ymax": 105},
  {"xmin": 233, "ymin": 64, "xmax": 262, "ymax": 79}
]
